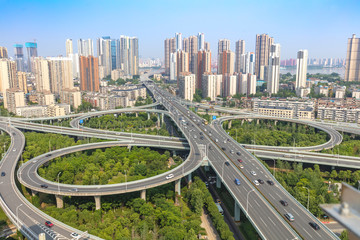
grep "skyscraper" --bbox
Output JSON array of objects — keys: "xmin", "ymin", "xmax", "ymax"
[
  {"xmin": 176, "ymin": 50, "xmax": 189, "ymax": 86},
  {"xmin": 295, "ymin": 50, "xmax": 308, "ymax": 89},
  {"xmin": 65, "ymin": 39, "xmax": 73, "ymax": 57},
  {"xmin": 0, "ymin": 59, "xmax": 16, "ymax": 94},
  {"xmin": 178, "ymin": 72, "xmax": 195, "ymax": 101},
  {"xmin": 198, "ymin": 33, "xmax": 205, "ymax": 51},
  {"xmin": 345, "ymin": 34, "xmax": 360, "ymax": 81},
  {"xmin": 255, "ymin": 34, "xmax": 273, "ymax": 80},
  {"xmin": 223, "ymin": 74, "xmax": 237, "ymax": 97},
  {"xmin": 78, "ymin": 39, "xmax": 94, "ymax": 57},
  {"xmin": 241, "ymin": 52, "xmax": 255, "ymax": 74},
  {"xmin": 183, "ymin": 36, "xmax": 198, "ymax": 73},
  {"xmin": 175, "ymin": 33, "xmax": 182, "ymax": 51},
  {"xmin": 164, "ymin": 38, "xmax": 176, "ymax": 75},
  {"xmin": 13, "ymin": 44, "xmax": 24, "ymax": 71},
  {"xmin": 0, "ymin": 47, "xmax": 8, "ymax": 58},
  {"xmin": 202, "ymin": 73, "xmax": 222, "ymax": 100},
  {"xmin": 195, "ymin": 50, "xmax": 211, "ymax": 89},
  {"xmin": 218, "ymin": 39, "xmax": 231, "ymax": 55},
  {"xmin": 79, "ymin": 56, "xmax": 99, "ymax": 92},
  {"xmin": 266, "ymin": 44, "xmax": 281, "ymax": 94},
  {"xmin": 119, "ymin": 36, "xmax": 139, "ymax": 76},
  {"xmin": 25, "ymin": 42, "xmax": 38, "ymax": 72},
  {"xmin": 47, "ymin": 57, "xmax": 74, "ymax": 95},
  {"xmin": 218, "ymin": 50, "xmax": 235, "ymax": 75},
  {"xmin": 97, "ymin": 37, "xmax": 112, "ymax": 78},
  {"xmin": 235, "ymin": 40, "xmax": 245, "ymax": 73},
  {"xmin": 32, "ymin": 57, "xmax": 51, "ymax": 92}
]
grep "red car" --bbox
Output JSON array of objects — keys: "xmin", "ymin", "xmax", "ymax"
[
  {"xmin": 45, "ymin": 221, "xmax": 53, "ymax": 227},
  {"xmin": 237, "ymin": 159, "xmax": 243, "ymax": 163}
]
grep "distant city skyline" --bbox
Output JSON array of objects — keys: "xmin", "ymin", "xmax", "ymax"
[{"xmin": 1, "ymin": 0, "xmax": 359, "ymax": 60}]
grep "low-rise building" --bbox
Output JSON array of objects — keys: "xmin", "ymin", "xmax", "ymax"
[{"xmin": 61, "ymin": 89, "xmax": 81, "ymax": 109}]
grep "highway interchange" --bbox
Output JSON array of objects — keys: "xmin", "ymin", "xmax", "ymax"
[{"xmin": 2, "ymin": 77, "xmax": 359, "ymax": 239}]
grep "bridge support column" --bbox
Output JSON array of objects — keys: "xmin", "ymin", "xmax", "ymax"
[
  {"xmin": 55, "ymin": 195, "xmax": 63, "ymax": 208},
  {"xmin": 161, "ymin": 113, "xmax": 164, "ymax": 125},
  {"xmin": 31, "ymin": 190, "xmax": 38, "ymax": 196},
  {"xmin": 175, "ymin": 179, "xmax": 181, "ymax": 195},
  {"xmin": 187, "ymin": 172, "xmax": 192, "ymax": 185},
  {"xmin": 50, "ymin": 120, "xmax": 52, "ymax": 124},
  {"xmin": 135, "ymin": 112, "xmax": 138, "ymax": 117},
  {"xmin": 172, "ymin": 150, "xmax": 176, "ymax": 156},
  {"xmin": 157, "ymin": 114, "xmax": 161, "ymax": 128},
  {"xmin": 241, "ymin": 119, "xmax": 244, "ymax": 125},
  {"xmin": 147, "ymin": 113, "xmax": 150, "ymax": 120},
  {"xmin": 94, "ymin": 196, "xmax": 101, "ymax": 210},
  {"xmin": 257, "ymin": 119, "xmax": 259, "ymax": 125},
  {"xmin": 141, "ymin": 189, "xmax": 146, "ymax": 200},
  {"xmin": 274, "ymin": 120, "xmax": 278, "ymax": 126},
  {"xmin": 127, "ymin": 145, "xmax": 131, "ymax": 151},
  {"xmin": 228, "ymin": 120, "xmax": 232, "ymax": 129},
  {"xmin": 234, "ymin": 202, "xmax": 241, "ymax": 222},
  {"xmin": 206, "ymin": 109, "xmax": 209, "ymax": 115},
  {"xmin": 216, "ymin": 175, "xmax": 221, "ymax": 188}
]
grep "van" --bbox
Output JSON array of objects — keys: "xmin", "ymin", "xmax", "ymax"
[{"xmin": 285, "ymin": 213, "xmax": 294, "ymax": 222}]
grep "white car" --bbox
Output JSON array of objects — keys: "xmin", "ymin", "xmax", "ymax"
[
  {"xmin": 70, "ymin": 232, "xmax": 81, "ymax": 239},
  {"xmin": 253, "ymin": 180, "xmax": 260, "ymax": 186},
  {"xmin": 166, "ymin": 174, "xmax": 174, "ymax": 179},
  {"xmin": 13, "ymin": 149, "xmax": 16, "ymax": 152},
  {"xmin": 250, "ymin": 171, "xmax": 257, "ymax": 176}
]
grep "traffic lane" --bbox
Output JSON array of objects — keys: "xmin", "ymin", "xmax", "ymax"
[{"xmin": 214, "ymin": 125, "xmax": 338, "ymax": 239}]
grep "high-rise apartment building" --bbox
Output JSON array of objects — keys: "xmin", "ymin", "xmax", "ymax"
[
  {"xmin": 16, "ymin": 72, "xmax": 27, "ymax": 94},
  {"xmin": 0, "ymin": 59, "xmax": 16, "ymax": 94},
  {"xmin": 176, "ymin": 50, "xmax": 189, "ymax": 86},
  {"xmin": 198, "ymin": 33, "xmax": 205, "ymax": 51},
  {"xmin": 218, "ymin": 50, "xmax": 235, "ymax": 75},
  {"xmin": 345, "ymin": 34, "xmax": 360, "ymax": 81},
  {"xmin": 223, "ymin": 74, "xmax": 237, "ymax": 97},
  {"xmin": 178, "ymin": 72, "xmax": 195, "ymax": 101},
  {"xmin": 119, "ymin": 36, "xmax": 139, "ymax": 76},
  {"xmin": 79, "ymin": 56, "xmax": 99, "ymax": 92},
  {"xmin": 195, "ymin": 50, "xmax": 211, "ymax": 89},
  {"xmin": 47, "ymin": 57, "xmax": 74, "ymax": 95},
  {"xmin": 164, "ymin": 38, "xmax": 176, "ymax": 75},
  {"xmin": 175, "ymin": 33, "xmax": 182, "ymax": 51},
  {"xmin": 241, "ymin": 52, "xmax": 255, "ymax": 74},
  {"xmin": 65, "ymin": 39, "xmax": 73, "ymax": 57},
  {"xmin": 218, "ymin": 39, "xmax": 231, "ymax": 55},
  {"xmin": 0, "ymin": 47, "xmax": 8, "ymax": 58},
  {"xmin": 204, "ymin": 42, "xmax": 210, "ymax": 51},
  {"xmin": 239, "ymin": 73, "xmax": 256, "ymax": 96},
  {"xmin": 255, "ymin": 34, "xmax": 273, "ymax": 80},
  {"xmin": 183, "ymin": 36, "xmax": 198, "ymax": 73},
  {"xmin": 97, "ymin": 37, "xmax": 112, "ymax": 78},
  {"xmin": 5, "ymin": 88, "xmax": 25, "ymax": 113},
  {"xmin": 33, "ymin": 57, "xmax": 51, "ymax": 92},
  {"xmin": 14, "ymin": 44, "xmax": 25, "ymax": 71},
  {"xmin": 202, "ymin": 73, "xmax": 222, "ymax": 100},
  {"xmin": 78, "ymin": 39, "xmax": 94, "ymax": 57},
  {"xmin": 266, "ymin": 44, "xmax": 281, "ymax": 94},
  {"xmin": 235, "ymin": 40, "xmax": 245, "ymax": 73},
  {"xmin": 25, "ymin": 42, "xmax": 38, "ymax": 72},
  {"xmin": 295, "ymin": 50, "xmax": 308, "ymax": 89},
  {"xmin": 170, "ymin": 52, "xmax": 177, "ymax": 81}
]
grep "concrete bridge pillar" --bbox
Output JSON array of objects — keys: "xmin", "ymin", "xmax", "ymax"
[
  {"xmin": 204, "ymin": 166, "xmax": 210, "ymax": 172},
  {"xmin": 241, "ymin": 119, "xmax": 244, "ymax": 125},
  {"xmin": 234, "ymin": 202, "xmax": 241, "ymax": 222},
  {"xmin": 228, "ymin": 120, "xmax": 232, "ymax": 129},
  {"xmin": 175, "ymin": 179, "xmax": 181, "ymax": 195},
  {"xmin": 157, "ymin": 114, "xmax": 161, "ymax": 127},
  {"xmin": 147, "ymin": 113, "xmax": 150, "ymax": 120},
  {"xmin": 135, "ymin": 112, "xmax": 138, "ymax": 117},
  {"xmin": 94, "ymin": 196, "xmax": 101, "ymax": 210},
  {"xmin": 55, "ymin": 195, "xmax": 64, "ymax": 208},
  {"xmin": 127, "ymin": 145, "xmax": 132, "ymax": 151},
  {"xmin": 257, "ymin": 119, "xmax": 260, "ymax": 125},
  {"xmin": 161, "ymin": 113, "xmax": 164, "ymax": 125},
  {"xmin": 206, "ymin": 109, "xmax": 209, "ymax": 115},
  {"xmin": 187, "ymin": 172, "xmax": 192, "ymax": 185},
  {"xmin": 172, "ymin": 150, "xmax": 177, "ymax": 156},
  {"xmin": 216, "ymin": 175, "xmax": 221, "ymax": 188},
  {"xmin": 274, "ymin": 120, "xmax": 278, "ymax": 126},
  {"xmin": 31, "ymin": 190, "xmax": 38, "ymax": 196},
  {"xmin": 50, "ymin": 120, "xmax": 52, "ymax": 125},
  {"xmin": 140, "ymin": 189, "xmax": 146, "ymax": 200}
]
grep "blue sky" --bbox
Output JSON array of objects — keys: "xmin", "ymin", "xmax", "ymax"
[{"xmin": 1, "ymin": 0, "xmax": 359, "ymax": 59}]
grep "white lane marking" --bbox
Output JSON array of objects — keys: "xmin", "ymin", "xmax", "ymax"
[
  {"xmin": 268, "ymin": 193, "xmax": 275, "ymax": 199},
  {"xmin": 275, "ymin": 191, "xmax": 282, "ymax": 199},
  {"xmin": 267, "ymin": 216, "xmax": 276, "ymax": 226},
  {"xmin": 291, "ymin": 207, "xmax": 300, "ymax": 216},
  {"xmin": 259, "ymin": 217, "xmax": 268, "ymax": 227},
  {"xmin": 302, "ymin": 227, "xmax": 312, "ymax": 239},
  {"xmin": 254, "ymin": 199, "xmax": 261, "ymax": 207}
]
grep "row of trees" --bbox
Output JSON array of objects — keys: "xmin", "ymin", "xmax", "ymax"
[
  {"xmin": 84, "ymin": 113, "xmax": 171, "ymax": 136},
  {"xmin": 39, "ymin": 146, "xmax": 182, "ymax": 185},
  {"xmin": 225, "ymin": 119, "xmax": 328, "ymax": 147}
]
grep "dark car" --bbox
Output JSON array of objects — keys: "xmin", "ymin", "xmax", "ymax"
[
  {"xmin": 280, "ymin": 200, "xmax": 288, "ymax": 206},
  {"xmin": 45, "ymin": 154, "xmax": 52, "ymax": 157},
  {"xmin": 199, "ymin": 132, "xmax": 203, "ymax": 135},
  {"xmin": 267, "ymin": 180, "xmax": 274, "ymax": 185},
  {"xmin": 221, "ymin": 147, "xmax": 226, "ymax": 151},
  {"xmin": 309, "ymin": 222, "xmax": 320, "ymax": 230},
  {"xmin": 45, "ymin": 221, "xmax": 53, "ymax": 227},
  {"xmin": 237, "ymin": 159, "xmax": 243, "ymax": 163},
  {"xmin": 225, "ymin": 162, "xmax": 230, "ymax": 166},
  {"xmin": 200, "ymin": 136, "xmax": 204, "ymax": 140},
  {"xmin": 236, "ymin": 152, "xmax": 241, "ymax": 156},
  {"xmin": 1, "ymin": 172, "xmax": 5, "ymax": 177},
  {"xmin": 209, "ymin": 146, "xmax": 212, "ymax": 150},
  {"xmin": 258, "ymin": 179, "xmax": 264, "ymax": 184},
  {"xmin": 41, "ymin": 184, "xmax": 48, "ymax": 188}
]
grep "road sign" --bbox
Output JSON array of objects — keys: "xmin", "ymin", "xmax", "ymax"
[
  {"xmin": 212, "ymin": 116, "xmax": 217, "ymax": 120},
  {"xmin": 79, "ymin": 119, "xmax": 84, "ymax": 124}
]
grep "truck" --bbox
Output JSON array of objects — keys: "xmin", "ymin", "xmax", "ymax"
[{"xmin": 215, "ymin": 203, "xmax": 224, "ymax": 215}]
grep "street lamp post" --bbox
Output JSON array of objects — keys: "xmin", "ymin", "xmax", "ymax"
[
  {"xmin": 16, "ymin": 204, "xmax": 23, "ymax": 225},
  {"xmin": 270, "ymin": 158, "xmax": 276, "ymax": 178},
  {"xmin": 246, "ymin": 189, "xmax": 255, "ymax": 217},
  {"xmin": 303, "ymin": 186, "xmax": 310, "ymax": 210},
  {"xmin": 57, "ymin": 172, "xmax": 62, "ymax": 194}
]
